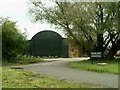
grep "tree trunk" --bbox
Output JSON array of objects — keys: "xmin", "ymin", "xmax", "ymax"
[
  {"xmin": 105, "ymin": 43, "xmax": 119, "ymax": 60},
  {"xmin": 106, "ymin": 50, "xmax": 117, "ymax": 60}
]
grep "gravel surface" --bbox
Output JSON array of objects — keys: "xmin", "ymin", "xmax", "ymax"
[{"xmin": 10, "ymin": 58, "xmax": 118, "ymax": 88}]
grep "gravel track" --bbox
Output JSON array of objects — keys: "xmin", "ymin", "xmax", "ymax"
[{"xmin": 10, "ymin": 58, "xmax": 118, "ymax": 88}]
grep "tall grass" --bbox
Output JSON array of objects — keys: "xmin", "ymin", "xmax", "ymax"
[
  {"xmin": 2, "ymin": 55, "xmax": 44, "ymax": 66},
  {"xmin": 2, "ymin": 68, "xmax": 87, "ymax": 88}
]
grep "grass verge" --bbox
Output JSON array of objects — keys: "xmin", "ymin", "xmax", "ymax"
[
  {"xmin": 2, "ymin": 59, "xmax": 44, "ymax": 66},
  {"xmin": 69, "ymin": 59, "xmax": 119, "ymax": 74},
  {"xmin": 2, "ymin": 68, "xmax": 88, "ymax": 88},
  {"xmin": 2, "ymin": 55, "xmax": 44, "ymax": 66}
]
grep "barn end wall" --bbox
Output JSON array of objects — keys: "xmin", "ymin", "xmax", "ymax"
[{"xmin": 27, "ymin": 30, "xmax": 68, "ymax": 58}]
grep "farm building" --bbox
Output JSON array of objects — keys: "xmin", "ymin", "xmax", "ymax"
[{"xmin": 27, "ymin": 30, "xmax": 79, "ymax": 58}]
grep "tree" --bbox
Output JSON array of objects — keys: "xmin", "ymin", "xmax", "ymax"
[
  {"xmin": 28, "ymin": 1, "xmax": 120, "ymax": 59},
  {"xmin": 93, "ymin": 2, "xmax": 120, "ymax": 59},
  {"xmin": 1, "ymin": 17, "xmax": 27, "ymax": 61},
  {"xmin": 29, "ymin": 1, "xmax": 96, "ymax": 55}
]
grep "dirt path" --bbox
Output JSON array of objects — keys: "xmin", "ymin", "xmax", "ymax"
[{"xmin": 10, "ymin": 58, "xmax": 118, "ymax": 88}]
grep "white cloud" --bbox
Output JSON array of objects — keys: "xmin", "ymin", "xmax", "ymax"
[
  {"xmin": 0, "ymin": 0, "xmax": 29, "ymax": 21},
  {"xmin": 16, "ymin": 21, "xmax": 54, "ymax": 40},
  {"xmin": 16, "ymin": 21, "xmax": 65, "ymax": 40},
  {"xmin": 0, "ymin": 0, "xmax": 65, "ymax": 40}
]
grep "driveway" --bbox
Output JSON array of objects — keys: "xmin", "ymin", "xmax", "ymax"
[{"xmin": 10, "ymin": 58, "xmax": 118, "ymax": 88}]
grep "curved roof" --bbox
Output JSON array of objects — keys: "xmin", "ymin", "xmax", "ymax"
[
  {"xmin": 29, "ymin": 30, "xmax": 63, "ymax": 57},
  {"xmin": 31, "ymin": 30, "xmax": 62, "ymax": 40}
]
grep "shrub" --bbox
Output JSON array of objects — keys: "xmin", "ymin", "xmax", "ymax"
[{"xmin": 15, "ymin": 55, "xmax": 43, "ymax": 64}]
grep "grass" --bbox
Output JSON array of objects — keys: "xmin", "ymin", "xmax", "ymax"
[
  {"xmin": 2, "ymin": 55, "xmax": 44, "ymax": 66},
  {"xmin": 2, "ymin": 68, "xmax": 88, "ymax": 88},
  {"xmin": 2, "ymin": 59, "xmax": 44, "ymax": 66},
  {"xmin": 0, "ymin": 68, "xmax": 1, "ymax": 88},
  {"xmin": 69, "ymin": 59, "xmax": 119, "ymax": 74}
]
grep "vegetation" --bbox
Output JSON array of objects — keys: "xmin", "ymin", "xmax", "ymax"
[
  {"xmin": 1, "ymin": 18, "xmax": 45, "ymax": 66},
  {"xmin": 1, "ymin": 17, "xmax": 27, "ymax": 61},
  {"xmin": 2, "ymin": 55, "xmax": 44, "ymax": 66},
  {"xmin": 69, "ymin": 59, "xmax": 119, "ymax": 74},
  {"xmin": 0, "ymin": 68, "xmax": 1, "ymax": 88},
  {"xmin": 28, "ymin": 1, "xmax": 120, "ymax": 59},
  {"xmin": 2, "ymin": 68, "xmax": 88, "ymax": 88}
]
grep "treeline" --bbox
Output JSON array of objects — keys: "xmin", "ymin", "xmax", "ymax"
[
  {"xmin": 28, "ymin": 1, "xmax": 120, "ymax": 59},
  {"xmin": 1, "ymin": 17, "xmax": 27, "ymax": 61}
]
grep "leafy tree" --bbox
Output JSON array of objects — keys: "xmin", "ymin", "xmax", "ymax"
[
  {"xmin": 28, "ymin": 1, "xmax": 120, "ymax": 59},
  {"xmin": 1, "ymin": 17, "xmax": 27, "ymax": 61},
  {"xmin": 93, "ymin": 2, "xmax": 120, "ymax": 59},
  {"xmin": 29, "ymin": 1, "xmax": 95, "ymax": 55}
]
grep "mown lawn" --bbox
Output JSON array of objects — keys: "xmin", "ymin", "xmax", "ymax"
[
  {"xmin": 2, "ymin": 68, "xmax": 88, "ymax": 88},
  {"xmin": 69, "ymin": 59, "xmax": 119, "ymax": 74}
]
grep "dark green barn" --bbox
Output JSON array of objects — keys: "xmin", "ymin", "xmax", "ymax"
[{"xmin": 28, "ymin": 30, "xmax": 68, "ymax": 57}]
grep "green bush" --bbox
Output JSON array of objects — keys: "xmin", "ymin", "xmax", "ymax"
[
  {"xmin": 16, "ymin": 55, "xmax": 44, "ymax": 64},
  {"xmin": 1, "ymin": 17, "xmax": 27, "ymax": 61}
]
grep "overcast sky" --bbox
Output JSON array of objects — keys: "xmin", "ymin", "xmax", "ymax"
[
  {"xmin": 1, "ymin": 0, "xmax": 118, "ymax": 40},
  {"xmin": 0, "ymin": 0, "xmax": 65, "ymax": 40}
]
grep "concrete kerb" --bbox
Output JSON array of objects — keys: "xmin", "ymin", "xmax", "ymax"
[{"xmin": 43, "ymin": 57, "xmax": 90, "ymax": 61}]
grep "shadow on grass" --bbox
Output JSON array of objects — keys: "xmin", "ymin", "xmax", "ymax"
[{"xmin": 69, "ymin": 58, "xmax": 119, "ymax": 74}]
